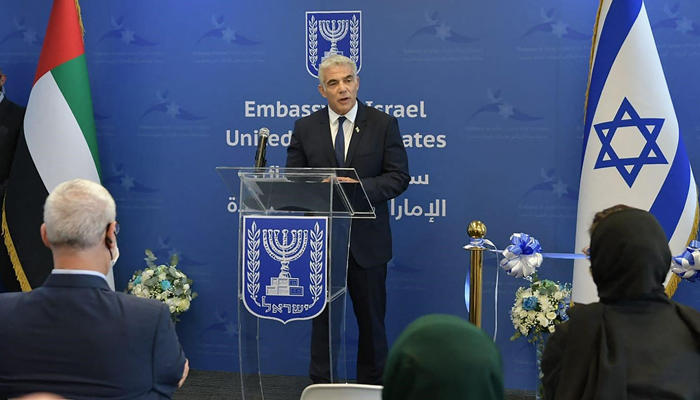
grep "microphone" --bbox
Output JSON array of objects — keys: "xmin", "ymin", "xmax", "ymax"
[{"xmin": 254, "ymin": 127, "xmax": 270, "ymax": 168}]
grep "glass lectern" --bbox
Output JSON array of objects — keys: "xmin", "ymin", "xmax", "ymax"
[{"xmin": 217, "ymin": 167, "xmax": 375, "ymax": 400}]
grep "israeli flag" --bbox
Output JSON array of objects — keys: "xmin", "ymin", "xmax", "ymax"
[{"xmin": 573, "ymin": 0, "xmax": 699, "ymax": 303}]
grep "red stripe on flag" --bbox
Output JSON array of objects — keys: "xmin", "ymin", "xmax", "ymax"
[{"xmin": 34, "ymin": 0, "xmax": 84, "ymax": 84}]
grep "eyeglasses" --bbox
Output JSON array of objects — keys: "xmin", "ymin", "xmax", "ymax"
[
  {"xmin": 106, "ymin": 221, "xmax": 120, "ymax": 236},
  {"xmin": 582, "ymin": 245, "xmax": 590, "ymax": 259}
]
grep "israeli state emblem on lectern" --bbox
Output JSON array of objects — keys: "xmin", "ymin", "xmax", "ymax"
[{"xmin": 242, "ymin": 216, "xmax": 328, "ymax": 323}]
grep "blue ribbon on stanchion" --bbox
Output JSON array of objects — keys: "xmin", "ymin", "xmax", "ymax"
[
  {"xmin": 671, "ymin": 240, "xmax": 700, "ymax": 282},
  {"xmin": 463, "ymin": 233, "xmax": 587, "ymax": 277},
  {"xmin": 540, "ymin": 253, "xmax": 587, "ymax": 260},
  {"xmin": 463, "ymin": 232, "xmax": 586, "ymax": 341},
  {"xmin": 464, "ymin": 237, "xmax": 497, "ymax": 251}
]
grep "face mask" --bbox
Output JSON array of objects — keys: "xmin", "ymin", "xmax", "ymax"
[{"xmin": 109, "ymin": 245, "xmax": 120, "ymax": 269}]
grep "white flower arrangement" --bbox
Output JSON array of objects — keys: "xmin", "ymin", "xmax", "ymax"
[
  {"xmin": 126, "ymin": 250, "xmax": 198, "ymax": 323},
  {"xmin": 510, "ymin": 276, "xmax": 571, "ymax": 343}
]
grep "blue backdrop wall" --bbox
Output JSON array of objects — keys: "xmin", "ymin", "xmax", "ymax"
[{"xmin": 3, "ymin": 0, "xmax": 700, "ymax": 391}]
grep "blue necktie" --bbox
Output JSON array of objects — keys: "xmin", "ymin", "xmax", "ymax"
[{"xmin": 335, "ymin": 116, "xmax": 346, "ymax": 167}]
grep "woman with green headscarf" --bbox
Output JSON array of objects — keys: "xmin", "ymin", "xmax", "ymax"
[{"xmin": 382, "ymin": 314, "xmax": 504, "ymax": 400}]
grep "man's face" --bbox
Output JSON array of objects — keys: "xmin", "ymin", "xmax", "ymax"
[{"xmin": 318, "ymin": 64, "xmax": 359, "ymax": 115}]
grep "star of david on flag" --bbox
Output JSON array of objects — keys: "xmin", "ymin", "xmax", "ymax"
[
  {"xmin": 572, "ymin": 0, "xmax": 699, "ymax": 304},
  {"xmin": 593, "ymin": 97, "xmax": 667, "ymax": 188}
]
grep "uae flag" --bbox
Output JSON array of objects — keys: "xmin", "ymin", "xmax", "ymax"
[{"xmin": 0, "ymin": 0, "xmax": 101, "ymax": 291}]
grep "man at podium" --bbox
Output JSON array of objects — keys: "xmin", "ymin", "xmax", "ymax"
[{"xmin": 287, "ymin": 54, "xmax": 410, "ymax": 384}]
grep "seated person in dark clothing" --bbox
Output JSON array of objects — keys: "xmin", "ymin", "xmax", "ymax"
[
  {"xmin": 382, "ymin": 314, "xmax": 504, "ymax": 400},
  {"xmin": 542, "ymin": 205, "xmax": 700, "ymax": 400},
  {"xmin": 0, "ymin": 64, "xmax": 25, "ymax": 199},
  {"xmin": 0, "ymin": 65, "xmax": 26, "ymax": 292}
]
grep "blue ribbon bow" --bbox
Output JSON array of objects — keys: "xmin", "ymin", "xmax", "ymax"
[
  {"xmin": 500, "ymin": 233, "xmax": 544, "ymax": 279},
  {"xmin": 671, "ymin": 240, "xmax": 700, "ymax": 282}
]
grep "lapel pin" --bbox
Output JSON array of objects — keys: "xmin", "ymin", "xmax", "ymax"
[{"xmin": 355, "ymin": 127, "xmax": 360, "ymax": 133}]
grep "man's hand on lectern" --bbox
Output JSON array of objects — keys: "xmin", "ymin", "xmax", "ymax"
[
  {"xmin": 336, "ymin": 177, "xmax": 358, "ymax": 183},
  {"xmin": 322, "ymin": 176, "xmax": 359, "ymax": 183}
]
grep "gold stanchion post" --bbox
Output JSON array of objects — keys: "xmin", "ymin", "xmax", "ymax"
[{"xmin": 467, "ymin": 221, "xmax": 486, "ymax": 327}]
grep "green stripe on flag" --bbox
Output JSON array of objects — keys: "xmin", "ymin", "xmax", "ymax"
[{"xmin": 50, "ymin": 54, "xmax": 101, "ymax": 178}]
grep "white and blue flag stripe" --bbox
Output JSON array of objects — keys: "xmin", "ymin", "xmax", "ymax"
[{"xmin": 573, "ymin": 0, "xmax": 698, "ymax": 303}]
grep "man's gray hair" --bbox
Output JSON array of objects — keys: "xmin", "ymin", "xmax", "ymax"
[
  {"xmin": 318, "ymin": 55, "xmax": 357, "ymax": 87},
  {"xmin": 43, "ymin": 179, "xmax": 116, "ymax": 249}
]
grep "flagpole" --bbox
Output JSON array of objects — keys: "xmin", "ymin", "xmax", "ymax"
[{"xmin": 583, "ymin": 0, "xmax": 606, "ymax": 118}]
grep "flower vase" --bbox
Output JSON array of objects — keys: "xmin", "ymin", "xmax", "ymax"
[{"xmin": 534, "ymin": 334, "xmax": 547, "ymax": 400}]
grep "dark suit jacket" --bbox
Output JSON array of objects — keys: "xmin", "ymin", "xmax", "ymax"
[
  {"xmin": 287, "ymin": 101, "xmax": 409, "ymax": 267},
  {"xmin": 0, "ymin": 96, "xmax": 25, "ymax": 199},
  {"xmin": 0, "ymin": 273, "xmax": 186, "ymax": 400}
]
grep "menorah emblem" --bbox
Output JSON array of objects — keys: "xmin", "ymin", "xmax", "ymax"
[
  {"xmin": 319, "ymin": 19, "xmax": 349, "ymax": 58},
  {"xmin": 306, "ymin": 11, "xmax": 361, "ymax": 78},
  {"xmin": 263, "ymin": 228, "xmax": 309, "ymax": 296}
]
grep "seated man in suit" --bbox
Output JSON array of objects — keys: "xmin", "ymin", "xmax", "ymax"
[{"xmin": 0, "ymin": 179, "xmax": 188, "ymax": 400}]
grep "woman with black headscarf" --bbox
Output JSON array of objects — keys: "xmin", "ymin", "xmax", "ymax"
[
  {"xmin": 382, "ymin": 314, "xmax": 504, "ymax": 400},
  {"xmin": 542, "ymin": 206, "xmax": 700, "ymax": 400}
]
